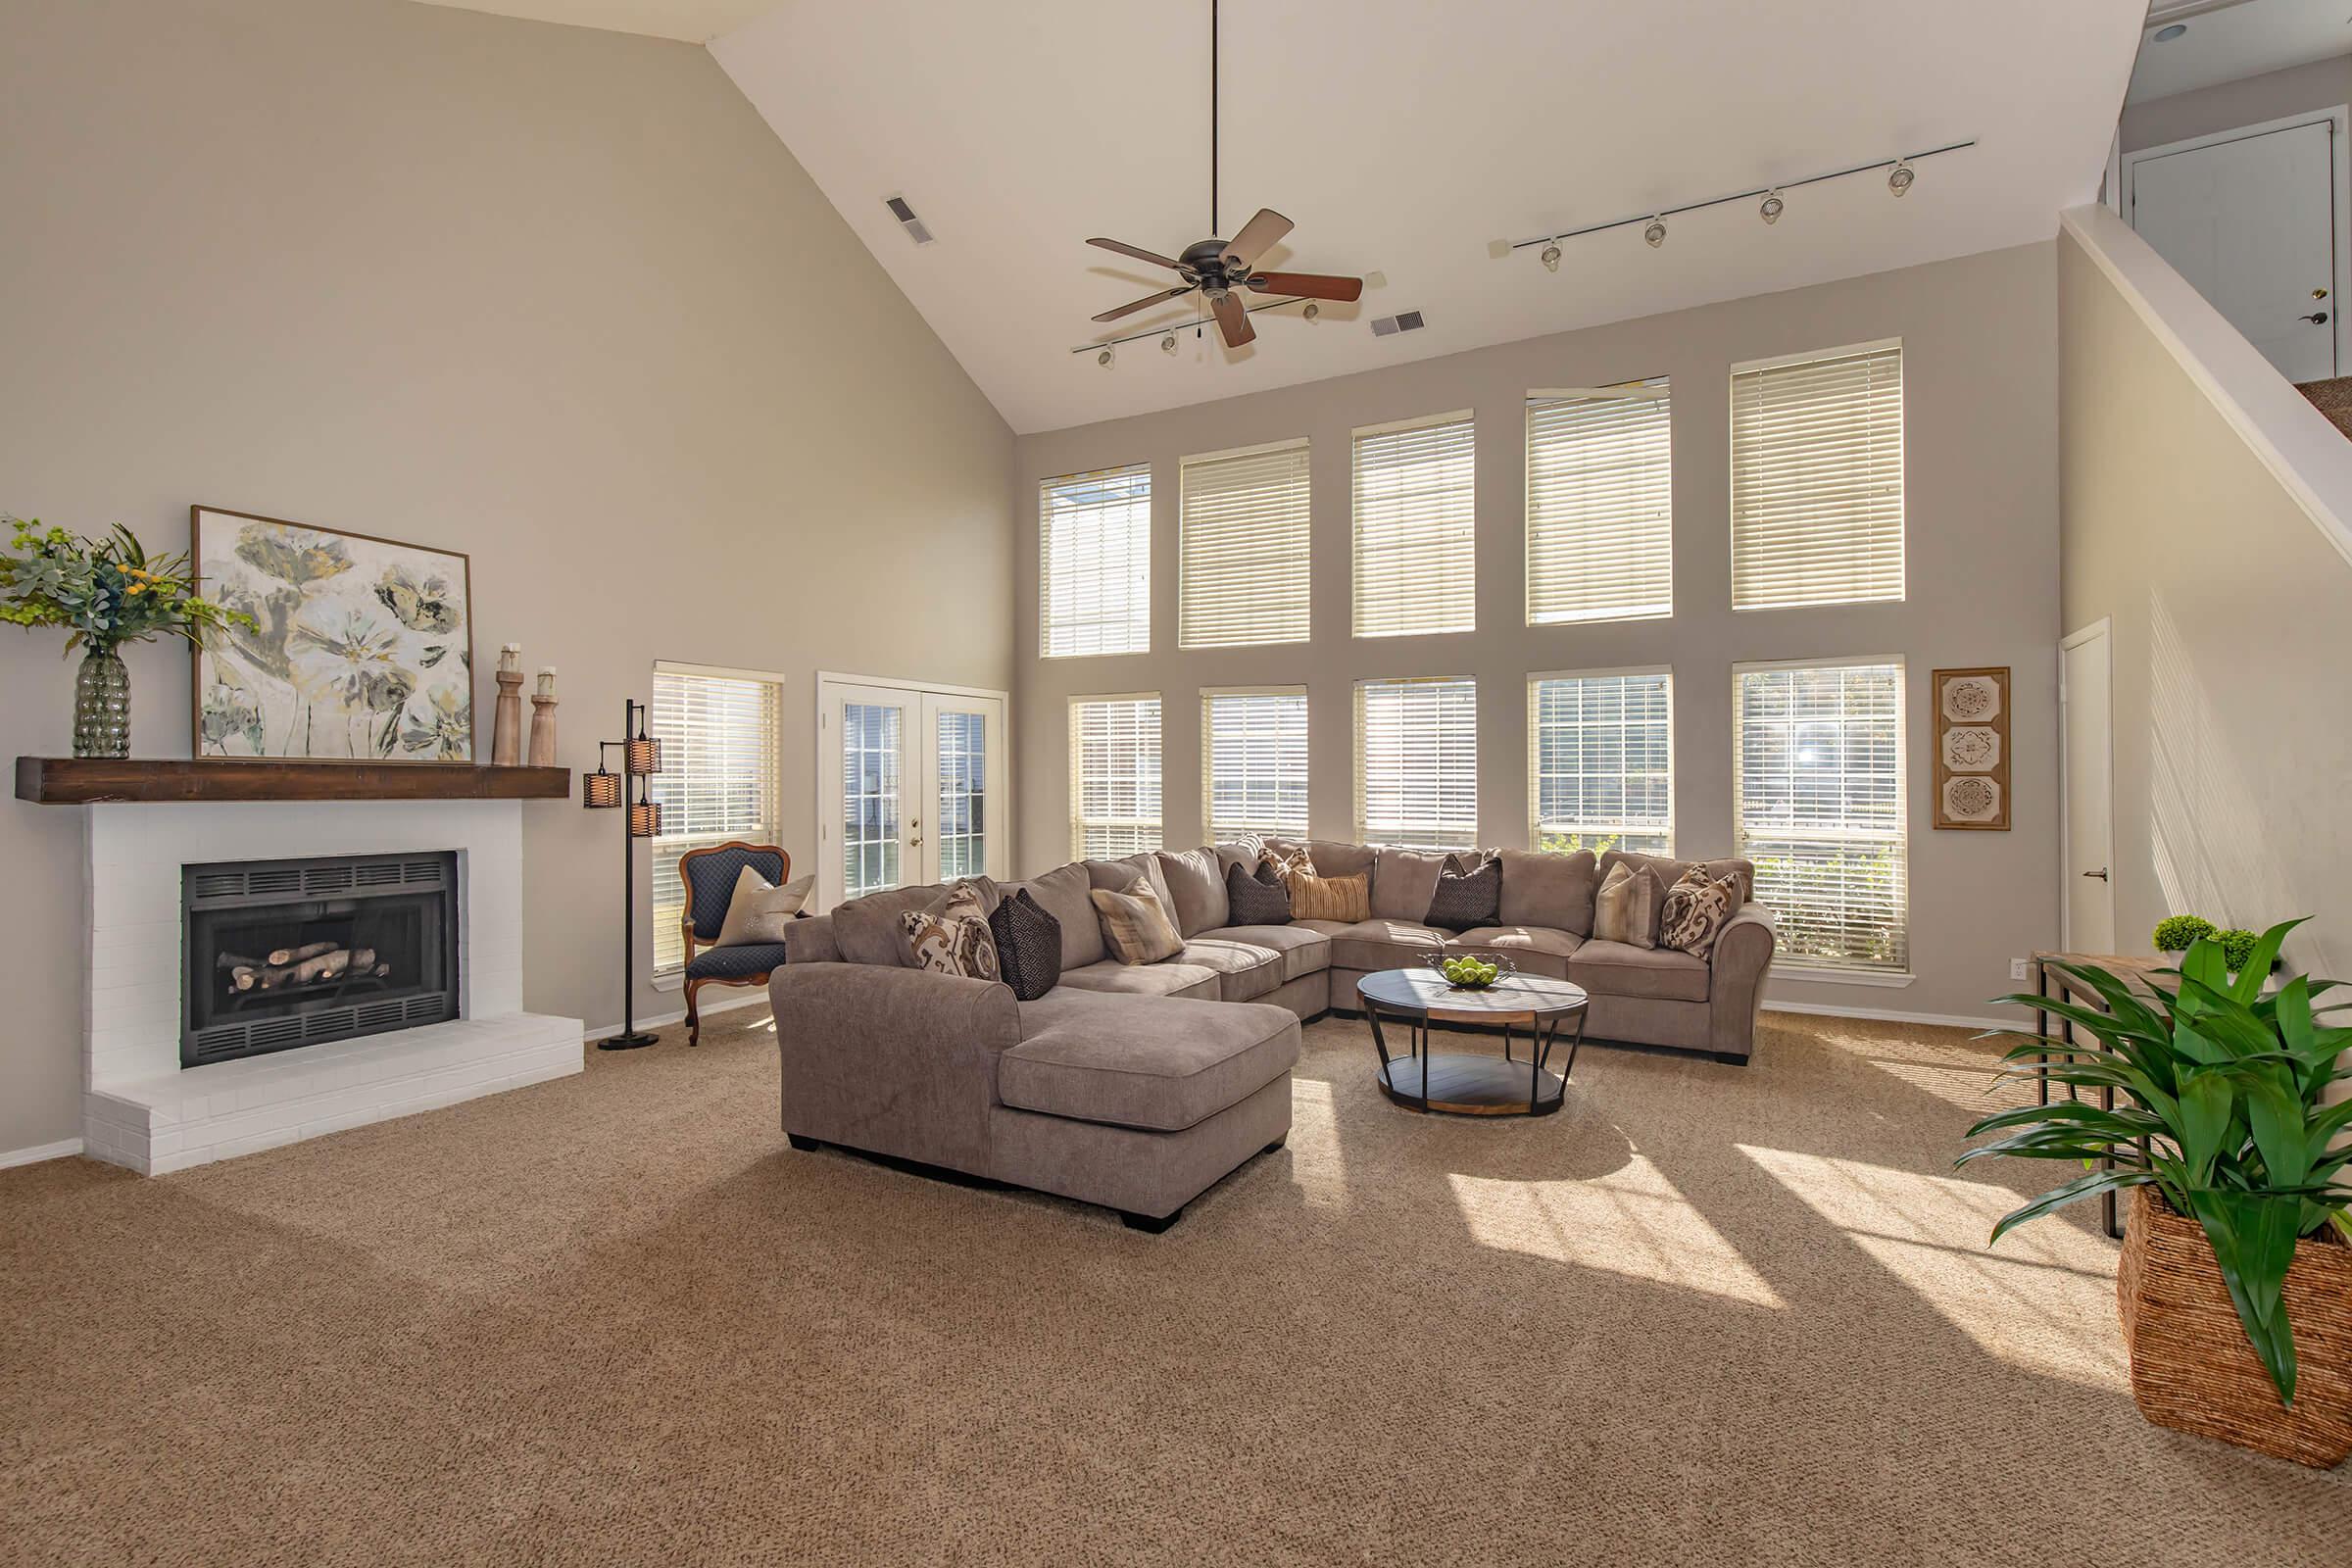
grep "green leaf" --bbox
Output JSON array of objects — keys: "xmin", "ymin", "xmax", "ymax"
[
  {"xmin": 2176, "ymin": 1070, "xmax": 2231, "ymax": 1185},
  {"xmin": 2239, "ymin": 1068, "xmax": 2311, "ymax": 1188},
  {"xmin": 1984, "ymin": 1167, "xmax": 2157, "ymax": 1245},
  {"xmin": 2230, "ymin": 920, "xmax": 2301, "ymax": 1004},
  {"xmin": 2183, "ymin": 1188, "xmax": 2305, "ymax": 1403}
]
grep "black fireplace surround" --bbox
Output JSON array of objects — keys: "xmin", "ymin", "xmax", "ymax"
[{"xmin": 182, "ymin": 851, "xmax": 460, "ymax": 1067}]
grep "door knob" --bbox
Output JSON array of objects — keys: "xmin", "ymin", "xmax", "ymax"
[
  {"xmin": 2316, "ymin": 288, "xmax": 2331, "ymax": 300},
  {"xmin": 2082, "ymin": 867, "xmax": 2109, "ymax": 881},
  {"xmin": 2301, "ymin": 311, "xmax": 2329, "ymax": 325}
]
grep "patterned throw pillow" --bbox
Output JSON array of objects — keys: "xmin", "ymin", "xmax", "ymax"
[
  {"xmin": 1592, "ymin": 860, "xmax": 1663, "ymax": 949},
  {"xmin": 1288, "ymin": 868, "xmax": 1369, "ymax": 923},
  {"xmin": 897, "ymin": 880, "xmax": 999, "ymax": 981},
  {"xmin": 1224, "ymin": 859, "xmax": 1293, "ymax": 926},
  {"xmin": 1259, "ymin": 846, "xmax": 1314, "ymax": 884},
  {"xmin": 1090, "ymin": 881, "xmax": 1184, "ymax": 965},
  {"xmin": 1426, "ymin": 855, "xmax": 1500, "ymax": 931},
  {"xmin": 1660, "ymin": 866, "xmax": 1743, "ymax": 959},
  {"xmin": 988, "ymin": 888, "xmax": 1062, "ymax": 1001}
]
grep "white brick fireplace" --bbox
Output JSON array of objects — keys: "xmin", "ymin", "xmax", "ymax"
[{"xmin": 80, "ymin": 799, "xmax": 581, "ymax": 1174}]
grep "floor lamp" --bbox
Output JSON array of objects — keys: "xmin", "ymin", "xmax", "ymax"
[{"xmin": 584, "ymin": 698, "xmax": 662, "ymax": 1051}]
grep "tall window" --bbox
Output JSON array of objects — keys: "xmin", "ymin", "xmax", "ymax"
[
  {"xmin": 1730, "ymin": 342, "xmax": 1904, "ymax": 611},
  {"xmin": 1355, "ymin": 677, "xmax": 1478, "ymax": 850},
  {"xmin": 1180, "ymin": 440, "xmax": 1310, "ymax": 648},
  {"xmin": 933, "ymin": 709, "xmax": 988, "ymax": 880},
  {"xmin": 1070, "ymin": 695, "xmax": 1162, "ymax": 858},
  {"xmin": 1041, "ymin": 464, "xmax": 1152, "ymax": 657},
  {"xmin": 1529, "ymin": 669, "xmax": 1672, "ymax": 856},
  {"xmin": 1734, "ymin": 660, "xmax": 1907, "ymax": 973},
  {"xmin": 1526, "ymin": 381, "xmax": 1672, "ymax": 624},
  {"xmin": 1352, "ymin": 413, "xmax": 1475, "ymax": 637},
  {"xmin": 1202, "ymin": 688, "xmax": 1309, "ymax": 841},
  {"xmin": 648, "ymin": 664, "xmax": 782, "ymax": 976}
]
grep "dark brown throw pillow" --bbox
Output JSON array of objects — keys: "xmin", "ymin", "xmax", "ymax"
[
  {"xmin": 1225, "ymin": 859, "xmax": 1293, "ymax": 926},
  {"xmin": 1426, "ymin": 855, "xmax": 1501, "ymax": 931},
  {"xmin": 988, "ymin": 888, "xmax": 1062, "ymax": 1001}
]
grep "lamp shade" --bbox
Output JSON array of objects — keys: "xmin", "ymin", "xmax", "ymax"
[
  {"xmin": 583, "ymin": 769, "xmax": 622, "ymax": 809},
  {"xmin": 628, "ymin": 800, "xmax": 662, "ymax": 839},
  {"xmin": 624, "ymin": 737, "xmax": 662, "ymax": 775}
]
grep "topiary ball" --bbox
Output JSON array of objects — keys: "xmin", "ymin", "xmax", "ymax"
[
  {"xmin": 2216, "ymin": 927, "xmax": 2262, "ymax": 975},
  {"xmin": 2151, "ymin": 913, "xmax": 2217, "ymax": 954}
]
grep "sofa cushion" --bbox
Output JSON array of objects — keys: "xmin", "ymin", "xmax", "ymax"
[
  {"xmin": 1447, "ymin": 925, "xmax": 1580, "ymax": 981},
  {"xmin": 1326, "ymin": 918, "xmax": 1448, "ymax": 974},
  {"xmin": 831, "ymin": 883, "xmax": 947, "ymax": 967},
  {"xmin": 1571, "ymin": 939, "xmax": 1710, "ymax": 1003},
  {"xmin": 1175, "ymin": 938, "xmax": 1287, "ymax": 1003},
  {"xmin": 1002, "ymin": 992, "xmax": 1300, "ymax": 1133},
  {"xmin": 1301, "ymin": 840, "xmax": 1376, "ymax": 880},
  {"xmin": 1004, "ymin": 861, "xmax": 1105, "ymax": 971},
  {"xmin": 1154, "ymin": 847, "xmax": 1230, "ymax": 936},
  {"xmin": 1496, "ymin": 849, "xmax": 1599, "ymax": 937},
  {"xmin": 685, "ymin": 941, "xmax": 789, "ymax": 981},
  {"xmin": 1051, "ymin": 958, "xmax": 1224, "ymax": 1003},
  {"xmin": 1370, "ymin": 847, "xmax": 1448, "ymax": 921},
  {"xmin": 1197, "ymin": 923, "xmax": 1332, "ymax": 985}
]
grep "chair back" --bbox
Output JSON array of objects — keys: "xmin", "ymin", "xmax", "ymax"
[{"xmin": 679, "ymin": 842, "xmax": 789, "ymax": 943}]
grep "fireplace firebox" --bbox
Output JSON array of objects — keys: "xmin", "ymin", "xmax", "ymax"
[{"xmin": 182, "ymin": 851, "xmax": 460, "ymax": 1067}]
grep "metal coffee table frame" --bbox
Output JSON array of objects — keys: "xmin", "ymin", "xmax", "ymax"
[{"xmin": 1359, "ymin": 969, "xmax": 1591, "ymax": 1118}]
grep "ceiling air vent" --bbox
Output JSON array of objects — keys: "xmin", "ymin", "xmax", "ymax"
[
  {"xmin": 884, "ymin": 195, "xmax": 935, "ymax": 245},
  {"xmin": 1370, "ymin": 310, "xmax": 1426, "ymax": 337}
]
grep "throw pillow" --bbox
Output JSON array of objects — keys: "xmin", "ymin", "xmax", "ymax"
[
  {"xmin": 1224, "ymin": 859, "xmax": 1293, "ymax": 926},
  {"xmin": 1660, "ymin": 867, "xmax": 1744, "ymax": 960},
  {"xmin": 1259, "ymin": 845, "xmax": 1314, "ymax": 884},
  {"xmin": 1288, "ymin": 868, "xmax": 1370, "ymax": 923},
  {"xmin": 988, "ymin": 888, "xmax": 1062, "ymax": 1001},
  {"xmin": 1426, "ymin": 855, "xmax": 1501, "ymax": 932},
  {"xmin": 1592, "ymin": 860, "xmax": 1663, "ymax": 950},
  {"xmin": 1090, "ymin": 881, "xmax": 1184, "ymax": 965},
  {"xmin": 713, "ymin": 865, "xmax": 814, "ymax": 947},
  {"xmin": 898, "ymin": 905, "xmax": 999, "ymax": 981}
]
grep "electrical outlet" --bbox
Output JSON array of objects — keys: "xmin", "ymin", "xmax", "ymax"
[{"xmin": 2009, "ymin": 958, "xmax": 2030, "ymax": 982}]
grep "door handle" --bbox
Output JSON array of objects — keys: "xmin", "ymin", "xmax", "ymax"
[
  {"xmin": 2301, "ymin": 311, "xmax": 2329, "ymax": 325},
  {"xmin": 2082, "ymin": 867, "xmax": 2109, "ymax": 881}
]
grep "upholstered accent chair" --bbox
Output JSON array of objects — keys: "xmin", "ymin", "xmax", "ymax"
[{"xmin": 678, "ymin": 841, "xmax": 795, "ymax": 1046}]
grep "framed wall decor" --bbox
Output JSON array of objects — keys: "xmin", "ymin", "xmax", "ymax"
[
  {"xmin": 1932, "ymin": 666, "xmax": 2010, "ymax": 830},
  {"xmin": 190, "ymin": 506, "xmax": 476, "ymax": 762}
]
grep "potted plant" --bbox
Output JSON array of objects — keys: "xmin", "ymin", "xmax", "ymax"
[
  {"xmin": 0, "ymin": 516, "xmax": 252, "ymax": 758},
  {"xmin": 2151, "ymin": 913, "xmax": 2216, "ymax": 955},
  {"xmin": 1964, "ymin": 921, "xmax": 2352, "ymax": 1466}
]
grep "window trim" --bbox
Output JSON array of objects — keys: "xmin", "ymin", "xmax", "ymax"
[
  {"xmin": 1200, "ymin": 684, "xmax": 1311, "ymax": 843},
  {"xmin": 1178, "ymin": 436, "xmax": 1312, "ymax": 651},
  {"xmin": 1039, "ymin": 461, "xmax": 1153, "ymax": 660},
  {"xmin": 1067, "ymin": 691, "xmax": 1163, "ymax": 862},
  {"xmin": 647, "ymin": 660, "xmax": 787, "ymax": 984},
  {"xmin": 1727, "ymin": 338, "xmax": 1905, "ymax": 614},
  {"xmin": 1524, "ymin": 378, "xmax": 1675, "ymax": 627},
  {"xmin": 1525, "ymin": 664, "xmax": 1675, "ymax": 857},
  {"xmin": 1352, "ymin": 673, "xmax": 1480, "ymax": 851},
  {"xmin": 1349, "ymin": 409, "xmax": 1478, "ymax": 640}
]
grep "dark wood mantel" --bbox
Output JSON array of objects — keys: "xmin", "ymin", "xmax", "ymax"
[{"xmin": 16, "ymin": 757, "xmax": 572, "ymax": 805}]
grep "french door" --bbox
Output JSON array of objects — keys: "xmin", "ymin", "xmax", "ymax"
[{"xmin": 816, "ymin": 674, "xmax": 1008, "ymax": 909}]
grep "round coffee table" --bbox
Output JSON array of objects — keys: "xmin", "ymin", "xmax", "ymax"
[{"xmin": 1358, "ymin": 967, "xmax": 1590, "ymax": 1117}]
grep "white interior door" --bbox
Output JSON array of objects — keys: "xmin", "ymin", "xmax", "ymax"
[
  {"xmin": 817, "ymin": 677, "xmax": 1010, "ymax": 908},
  {"xmin": 2062, "ymin": 625, "xmax": 2115, "ymax": 956},
  {"xmin": 2129, "ymin": 117, "xmax": 2340, "ymax": 383},
  {"xmin": 918, "ymin": 692, "xmax": 1007, "ymax": 886}
]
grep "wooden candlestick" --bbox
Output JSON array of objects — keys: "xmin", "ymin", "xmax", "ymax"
[
  {"xmin": 491, "ymin": 644, "xmax": 524, "ymax": 767},
  {"xmin": 527, "ymin": 667, "xmax": 560, "ymax": 766}
]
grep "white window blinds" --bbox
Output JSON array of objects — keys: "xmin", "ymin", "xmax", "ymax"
[
  {"xmin": 1041, "ymin": 465, "xmax": 1152, "ymax": 658},
  {"xmin": 1202, "ymin": 688, "xmax": 1309, "ymax": 841},
  {"xmin": 648, "ymin": 665, "xmax": 783, "ymax": 976},
  {"xmin": 1356, "ymin": 677, "xmax": 1478, "ymax": 850},
  {"xmin": 1352, "ymin": 414, "xmax": 1475, "ymax": 637},
  {"xmin": 1734, "ymin": 660, "xmax": 1907, "ymax": 972},
  {"xmin": 1070, "ymin": 695, "xmax": 1162, "ymax": 859},
  {"xmin": 1529, "ymin": 670, "xmax": 1673, "ymax": 856},
  {"xmin": 1730, "ymin": 343, "xmax": 1904, "ymax": 611},
  {"xmin": 1526, "ymin": 382, "xmax": 1673, "ymax": 624},
  {"xmin": 1180, "ymin": 441, "xmax": 1311, "ymax": 648}
]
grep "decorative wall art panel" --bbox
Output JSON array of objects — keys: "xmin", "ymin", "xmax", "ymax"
[
  {"xmin": 190, "ymin": 507, "xmax": 475, "ymax": 762},
  {"xmin": 1931, "ymin": 665, "xmax": 2009, "ymax": 830}
]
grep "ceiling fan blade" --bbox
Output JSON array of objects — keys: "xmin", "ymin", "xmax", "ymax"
[
  {"xmin": 1221, "ymin": 208, "xmax": 1294, "ymax": 271},
  {"xmin": 1211, "ymin": 291, "xmax": 1255, "ymax": 349},
  {"xmin": 1092, "ymin": 285, "xmax": 1196, "ymax": 323},
  {"xmin": 1246, "ymin": 271, "xmax": 1363, "ymax": 303},
  {"xmin": 1087, "ymin": 237, "xmax": 1186, "ymax": 271}
]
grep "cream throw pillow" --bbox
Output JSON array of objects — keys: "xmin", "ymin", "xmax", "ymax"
[
  {"xmin": 1090, "ymin": 881, "xmax": 1184, "ymax": 965},
  {"xmin": 714, "ymin": 865, "xmax": 814, "ymax": 947},
  {"xmin": 1592, "ymin": 861, "xmax": 1662, "ymax": 950}
]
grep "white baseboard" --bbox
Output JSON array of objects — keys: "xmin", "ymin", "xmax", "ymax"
[
  {"xmin": 1, "ymin": 1137, "xmax": 85, "ymax": 1170},
  {"xmin": 1765, "ymin": 1001, "xmax": 2025, "ymax": 1034},
  {"xmin": 582, "ymin": 985, "xmax": 770, "ymax": 1046}
]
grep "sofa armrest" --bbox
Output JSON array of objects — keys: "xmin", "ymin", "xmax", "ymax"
[
  {"xmin": 782, "ymin": 913, "xmax": 842, "ymax": 964},
  {"xmin": 766, "ymin": 961, "xmax": 1018, "ymax": 1175},
  {"xmin": 1706, "ymin": 903, "xmax": 1778, "ymax": 1061}
]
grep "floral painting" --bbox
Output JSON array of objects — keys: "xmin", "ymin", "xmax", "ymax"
[{"xmin": 191, "ymin": 508, "xmax": 474, "ymax": 761}]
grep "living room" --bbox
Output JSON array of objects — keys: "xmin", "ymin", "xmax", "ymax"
[{"xmin": 5, "ymin": 0, "xmax": 2350, "ymax": 1561}]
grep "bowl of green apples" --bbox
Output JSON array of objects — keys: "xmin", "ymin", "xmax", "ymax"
[{"xmin": 1430, "ymin": 952, "xmax": 1514, "ymax": 990}]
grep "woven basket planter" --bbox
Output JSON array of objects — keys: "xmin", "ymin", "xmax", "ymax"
[{"xmin": 2117, "ymin": 1187, "xmax": 2352, "ymax": 1467}]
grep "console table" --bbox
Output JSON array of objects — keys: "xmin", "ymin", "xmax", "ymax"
[{"xmin": 2029, "ymin": 951, "xmax": 2167, "ymax": 1240}]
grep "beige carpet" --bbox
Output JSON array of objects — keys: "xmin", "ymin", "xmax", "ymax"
[{"xmin": 3, "ymin": 1005, "xmax": 2345, "ymax": 1565}]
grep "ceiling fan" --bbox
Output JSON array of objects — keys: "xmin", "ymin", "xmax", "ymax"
[{"xmin": 1086, "ymin": 0, "xmax": 1363, "ymax": 350}]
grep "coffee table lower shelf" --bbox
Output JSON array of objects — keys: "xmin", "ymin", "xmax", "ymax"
[{"xmin": 1377, "ymin": 1053, "xmax": 1566, "ymax": 1116}]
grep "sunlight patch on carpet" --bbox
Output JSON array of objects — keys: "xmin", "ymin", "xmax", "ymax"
[
  {"xmin": 1740, "ymin": 1147, "xmax": 2128, "ymax": 1390},
  {"xmin": 1446, "ymin": 1158, "xmax": 1783, "ymax": 1307},
  {"xmin": 1854, "ymin": 1053, "xmax": 2036, "ymax": 1114},
  {"xmin": 1285, "ymin": 1078, "xmax": 1349, "ymax": 1209}
]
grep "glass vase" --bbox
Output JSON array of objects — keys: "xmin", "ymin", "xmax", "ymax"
[{"xmin": 73, "ymin": 645, "xmax": 131, "ymax": 760}]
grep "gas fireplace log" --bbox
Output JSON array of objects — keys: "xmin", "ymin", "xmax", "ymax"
[
  {"xmin": 232, "ymin": 947, "xmax": 383, "ymax": 990},
  {"xmin": 267, "ymin": 940, "xmax": 338, "ymax": 967},
  {"xmin": 216, "ymin": 951, "xmax": 265, "ymax": 972},
  {"xmin": 288, "ymin": 949, "xmax": 351, "ymax": 985}
]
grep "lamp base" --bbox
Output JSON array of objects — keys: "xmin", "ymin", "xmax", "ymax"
[{"xmin": 596, "ymin": 1030, "xmax": 661, "ymax": 1052}]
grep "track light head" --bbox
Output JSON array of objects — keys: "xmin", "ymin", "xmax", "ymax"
[
  {"xmin": 1643, "ymin": 216, "xmax": 1667, "ymax": 249},
  {"xmin": 1097, "ymin": 347, "xmax": 1114, "ymax": 368},
  {"xmin": 1540, "ymin": 242, "xmax": 1562, "ymax": 272},
  {"xmin": 1887, "ymin": 159, "xmax": 1914, "ymax": 198},
  {"xmin": 1160, "ymin": 333, "xmax": 1177, "ymax": 354},
  {"xmin": 1759, "ymin": 189, "xmax": 1785, "ymax": 225},
  {"xmin": 1302, "ymin": 302, "xmax": 1320, "ymax": 321}
]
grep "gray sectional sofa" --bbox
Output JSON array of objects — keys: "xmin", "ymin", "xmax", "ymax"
[{"xmin": 769, "ymin": 842, "xmax": 1776, "ymax": 1231}]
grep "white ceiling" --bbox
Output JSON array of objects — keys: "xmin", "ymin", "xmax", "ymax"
[
  {"xmin": 2127, "ymin": 0, "xmax": 2352, "ymax": 105},
  {"xmin": 409, "ymin": 1, "xmax": 775, "ymax": 43}
]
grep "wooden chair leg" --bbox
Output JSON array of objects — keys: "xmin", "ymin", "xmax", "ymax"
[{"xmin": 685, "ymin": 979, "xmax": 702, "ymax": 1047}]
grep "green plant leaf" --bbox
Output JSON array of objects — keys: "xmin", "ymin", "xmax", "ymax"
[
  {"xmin": 2238, "ymin": 1067, "xmax": 2311, "ymax": 1188},
  {"xmin": 1985, "ymin": 1167, "xmax": 2156, "ymax": 1246},
  {"xmin": 2183, "ymin": 1188, "xmax": 2304, "ymax": 1403},
  {"xmin": 2175, "ymin": 1069, "xmax": 2230, "ymax": 1185}
]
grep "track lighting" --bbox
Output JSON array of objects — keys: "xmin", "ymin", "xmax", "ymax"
[
  {"xmin": 1302, "ymin": 302, "xmax": 1320, "ymax": 321},
  {"xmin": 1540, "ymin": 242, "xmax": 1562, "ymax": 272},
  {"xmin": 1098, "ymin": 347, "xmax": 1114, "ymax": 367},
  {"xmin": 1643, "ymin": 216, "xmax": 1667, "ymax": 249},
  {"xmin": 1759, "ymin": 190, "xmax": 1785, "ymax": 225},
  {"xmin": 1161, "ymin": 333, "xmax": 1177, "ymax": 354},
  {"xmin": 1886, "ymin": 159, "xmax": 1914, "ymax": 198}
]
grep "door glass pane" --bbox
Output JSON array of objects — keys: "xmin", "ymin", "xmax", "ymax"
[
  {"xmin": 935, "ymin": 710, "xmax": 987, "ymax": 880},
  {"xmin": 842, "ymin": 702, "xmax": 902, "ymax": 898}
]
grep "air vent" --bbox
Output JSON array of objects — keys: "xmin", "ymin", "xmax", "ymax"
[
  {"xmin": 248, "ymin": 868, "xmax": 303, "ymax": 897},
  {"xmin": 884, "ymin": 194, "xmax": 935, "ymax": 245},
  {"xmin": 1370, "ymin": 310, "xmax": 1426, "ymax": 337},
  {"xmin": 304, "ymin": 864, "xmax": 357, "ymax": 896}
]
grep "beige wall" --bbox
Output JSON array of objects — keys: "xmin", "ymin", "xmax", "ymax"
[
  {"xmin": 1013, "ymin": 242, "xmax": 2063, "ymax": 1024},
  {"xmin": 2121, "ymin": 53, "xmax": 2352, "ymax": 153},
  {"xmin": 2058, "ymin": 230, "xmax": 2352, "ymax": 978},
  {"xmin": 0, "ymin": 0, "xmax": 1014, "ymax": 1152}
]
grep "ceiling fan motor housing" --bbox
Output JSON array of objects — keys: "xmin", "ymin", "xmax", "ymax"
[{"xmin": 1179, "ymin": 237, "xmax": 1241, "ymax": 287}]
